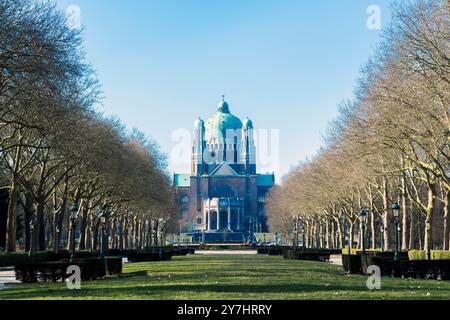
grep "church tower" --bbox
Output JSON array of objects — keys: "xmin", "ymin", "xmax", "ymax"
[
  {"xmin": 242, "ymin": 118, "xmax": 256, "ymax": 174},
  {"xmin": 192, "ymin": 117, "xmax": 205, "ymax": 175}
]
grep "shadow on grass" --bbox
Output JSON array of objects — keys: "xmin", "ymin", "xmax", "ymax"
[{"xmin": 4, "ymin": 280, "xmax": 443, "ymax": 300}]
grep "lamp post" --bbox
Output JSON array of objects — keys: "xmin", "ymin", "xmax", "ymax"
[
  {"xmin": 28, "ymin": 220, "xmax": 34, "ymax": 258},
  {"xmin": 293, "ymin": 216, "xmax": 299, "ymax": 250},
  {"xmin": 301, "ymin": 224, "xmax": 306, "ymax": 253},
  {"xmin": 55, "ymin": 226, "xmax": 60, "ymax": 252},
  {"xmin": 98, "ymin": 211, "xmax": 109, "ymax": 258},
  {"xmin": 153, "ymin": 226, "xmax": 157, "ymax": 252},
  {"xmin": 392, "ymin": 202, "xmax": 401, "ymax": 261},
  {"xmin": 378, "ymin": 220, "xmax": 385, "ymax": 252},
  {"xmin": 70, "ymin": 202, "xmax": 79, "ymax": 263},
  {"xmin": 344, "ymin": 219, "xmax": 351, "ymax": 261},
  {"xmin": 359, "ymin": 209, "xmax": 368, "ymax": 257}
]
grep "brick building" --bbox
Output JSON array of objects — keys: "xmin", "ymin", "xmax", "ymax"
[{"xmin": 173, "ymin": 97, "xmax": 274, "ymax": 243}]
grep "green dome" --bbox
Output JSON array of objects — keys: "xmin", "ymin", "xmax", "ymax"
[{"xmin": 205, "ymin": 98, "xmax": 242, "ymax": 141}]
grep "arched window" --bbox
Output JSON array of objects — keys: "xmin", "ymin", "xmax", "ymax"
[
  {"xmin": 180, "ymin": 195, "xmax": 190, "ymax": 204},
  {"xmin": 211, "ymin": 184, "xmax": 235, "ymax": 198}
]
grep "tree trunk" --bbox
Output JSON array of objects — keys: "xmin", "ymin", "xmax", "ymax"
[
  {"xmin": 92, "ymin": 219, "xmax": 100, "ymax": 251},
  {"xmin": 154, "ymin": 220, "xmax": 159, "ymax": 248},
  {"xmin": 349, "ymin": 222, "xmax": 355, "ymax": 250},
  {"xmin": 36, "ymin": 200, "xmax": 46, "ymax": 251},
  {"xmin": 382, "ymin": 177, "xmax": 391, "ymax": 250},
  {"xmin": 139, "ymin": 219, "xmax": 145, "ymax": 249},
  {"xmin": 86, "ymin": 212, "xmax": 93, "ymax": 251},
  {"xmin": 336, "ymin": 218, "xmax": 344, "ymax": 249},
  {"xmin": 124, "ymin": 217, "xmax": 129, "ymax": 250},
  {"xmin": 6, "ymin": 176, "xmax": 19, "ymax": 252},
  {"xmin": 78, "ymin": 205, "xmax": 88, "ymax": 250},
  {"xmin": 21, "ymin": 193, "xmax": 34, "ymax": 252},
  {"xmin": 443, "ymin": 190, "xmax": 449, "ymax": 251},
  {"xmin": 401, "ymin": 166, "xmax": 409, "ymax": 250},
  {"xmin": 409, "ymin": 201, "xmax": 416, "ymax": 249},
  {"xmin": 111, "ymin": 216, "xmax": 117, "ymax": 249},
  {"xmin": 424, "ymin": 184, "xmax": 436, "ymax": 259},
  {"xmin": 370, "ymin": 210, "xmax": 376, "ymax": 249}
]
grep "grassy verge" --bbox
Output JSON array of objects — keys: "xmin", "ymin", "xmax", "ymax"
[{"xmin": 1, "ymin": 254, "xmax": 450, "ymax": 300}]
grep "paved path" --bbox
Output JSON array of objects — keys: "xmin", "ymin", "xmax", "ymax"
[
  {"xmin": 0, "ymin": 269, "xmax": 20, "ymax": 290},
  {"xmin": 329, "ymin": 255, "xmax": 343, "ymax": 266},
  {"xmin": 196, "ymin": 250, "xmax": 258, "ymax": 255}
]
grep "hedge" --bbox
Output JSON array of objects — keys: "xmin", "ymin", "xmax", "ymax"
[
  {"xmin": 104, "ymin": 257, "xmax": 123, "ymax": 275},
  {"xmin": 173, "ymin": 248, "xmax": 195, "ymax": 256},
  {"xmin": 342, "ymin": 249, "xmax": 383, "ymax": 255},
  {"xmin": 0, "ymin": 252, "xmax": 48, "ymax": 267},
  {"xmin": 1, "ymin": 248, "xmax": 182, "ymax": 267},
  {"xmin": 362, "ymin": 256, "xmax": 450, "ymax": 280},
  {"xmin": 126, "ymin": 251, "xmax": 173, "ymax": 262},
  {"xmin": 283, "ymin": 250, "xmax": 331, "ymax": 262},
  {"xmin": 409, "ymin": 250, "xmax": 450, "ymax": 261},
  {"xmin": 14, "ymin": 257, "xmax": 122, "ymax": 283},
  {"xmin": 16, "ymin": 258, "xmax": 103, "ymax": 283},
  {"xmin": 0, "ymin": 251, "xmax": 103, "ymax": 267},
  {"xmin": 342, "ymin": 255, "xmax": 363, "ymax": 274}
]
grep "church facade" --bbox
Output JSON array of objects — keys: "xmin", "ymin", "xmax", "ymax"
[{"xmin": 173, "ymin": 97, "xmax": 274, "ymax": 242}]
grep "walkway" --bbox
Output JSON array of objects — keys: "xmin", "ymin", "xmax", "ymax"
[
  {"xmin": 196, "ymin": 250, "xmax": 257, "ymax": 255},
  {"xmin": 329, "ymin": 255, "xmax": 343, "ymax": 266},
  {"xmin": 0, "ymin": 269, "xmax": 19, "ymax": 290}
]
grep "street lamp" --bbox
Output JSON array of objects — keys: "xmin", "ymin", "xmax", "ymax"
[
  {"xmin": 70, "ymin": 202, "xmax": 79, "ymax": 263},
  {"xmin": 293, "ymin": 216, "xmax": 299, "ymax": 250},
  {"xmin": 28, "ymin": 220, "xmax": 34, "ymax": 258},
  {"xmin": 377, "ymin": 219, "xmax": 385, "ymax": 252},
  {"xmin": 300, "ymin": 224, "xmax": 306, "ymax": 252},
  {"xmin": 392, "ymin": 202, "xmax": 401, "ymax": 261},
  {"xmin": 55, "ymin": 226, "xmax": 60, "ymax": 252},
  {"xmin": 98, "ymin": 211, "xmax": 109, "ymax": 257},
  {"xmin": 359, "ymin": 209, "xmax": 368, "ymax": 256}
]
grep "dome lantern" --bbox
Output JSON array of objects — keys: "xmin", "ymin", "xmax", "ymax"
[{"xmin": 217, "ymin": 95, "xmax": 230, "ymax": 113}]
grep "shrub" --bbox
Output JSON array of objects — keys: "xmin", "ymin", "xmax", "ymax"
[
  {"xmin": 127, "ymin": 251, "xmax": 160, "ymax": 262},
  {"xmin": 0, "ymin": 252, "xmax": 48, "ymax": 267},
  {"xmin": 283, "ymin": 250, "xmax": 331, "ymax": 262},
  {"xmin": 342, "ymin": 255, "xmax": 362, "ymax": 274},
  {"xmin": 105, "ymin": 257, "xmax": 122, "ymax": 275},
  {"xmin": 365, "ymin": 257, "xmax": 450, "ymax": 280},
  {"xmin": 173, "ymin": 248, "xmax": 196, "ymax": 256},
  {"xmin": 267, "ymin": 247, "xmax": 284, "ymax": 256},
  {"xmin": 341, "ymin": 248, "xmax": 383, "ymax": 255},
  {"xmin": 409, "ymin": 250, "xmax": 450, "ymax": 261},
  {"xmin": 160, "ymin": 251, "xmax": 173, "ymax": 261},
  {"xmin": 15, "ymin": 258, "xmax": 109, "ymax": 283},
  {"xmin": 257, "ymin": 248, "xmax": 269, "ymax": 255}
]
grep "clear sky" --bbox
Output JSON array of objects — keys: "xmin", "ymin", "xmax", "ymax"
[{"xmin": 56, "ymin": 0, "xmax": 393, "ymax": 182}]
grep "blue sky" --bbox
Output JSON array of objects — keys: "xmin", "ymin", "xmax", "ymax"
[{"xmin": 56, "ymin": 0, "xmax": 392, "ymax": 181}]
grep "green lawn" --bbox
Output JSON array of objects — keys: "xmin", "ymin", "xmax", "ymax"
[{"xmin": 1, "ymin": 254, "xmax": 450, "ymax": 300}]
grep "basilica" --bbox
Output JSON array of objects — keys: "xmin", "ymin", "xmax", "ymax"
[{"xmin": 173, "ymin": 97, "xmax": 274, "ymax": 243}]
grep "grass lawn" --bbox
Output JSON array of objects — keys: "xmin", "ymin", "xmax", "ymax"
[{"xmin": 1, "ymin": 254, "xmax": 450, "ymax": 300}]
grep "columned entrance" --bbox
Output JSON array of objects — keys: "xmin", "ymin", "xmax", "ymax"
[{"xmin": 203, "ymin": 197, "xmax": 244, "ymax": 233}]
